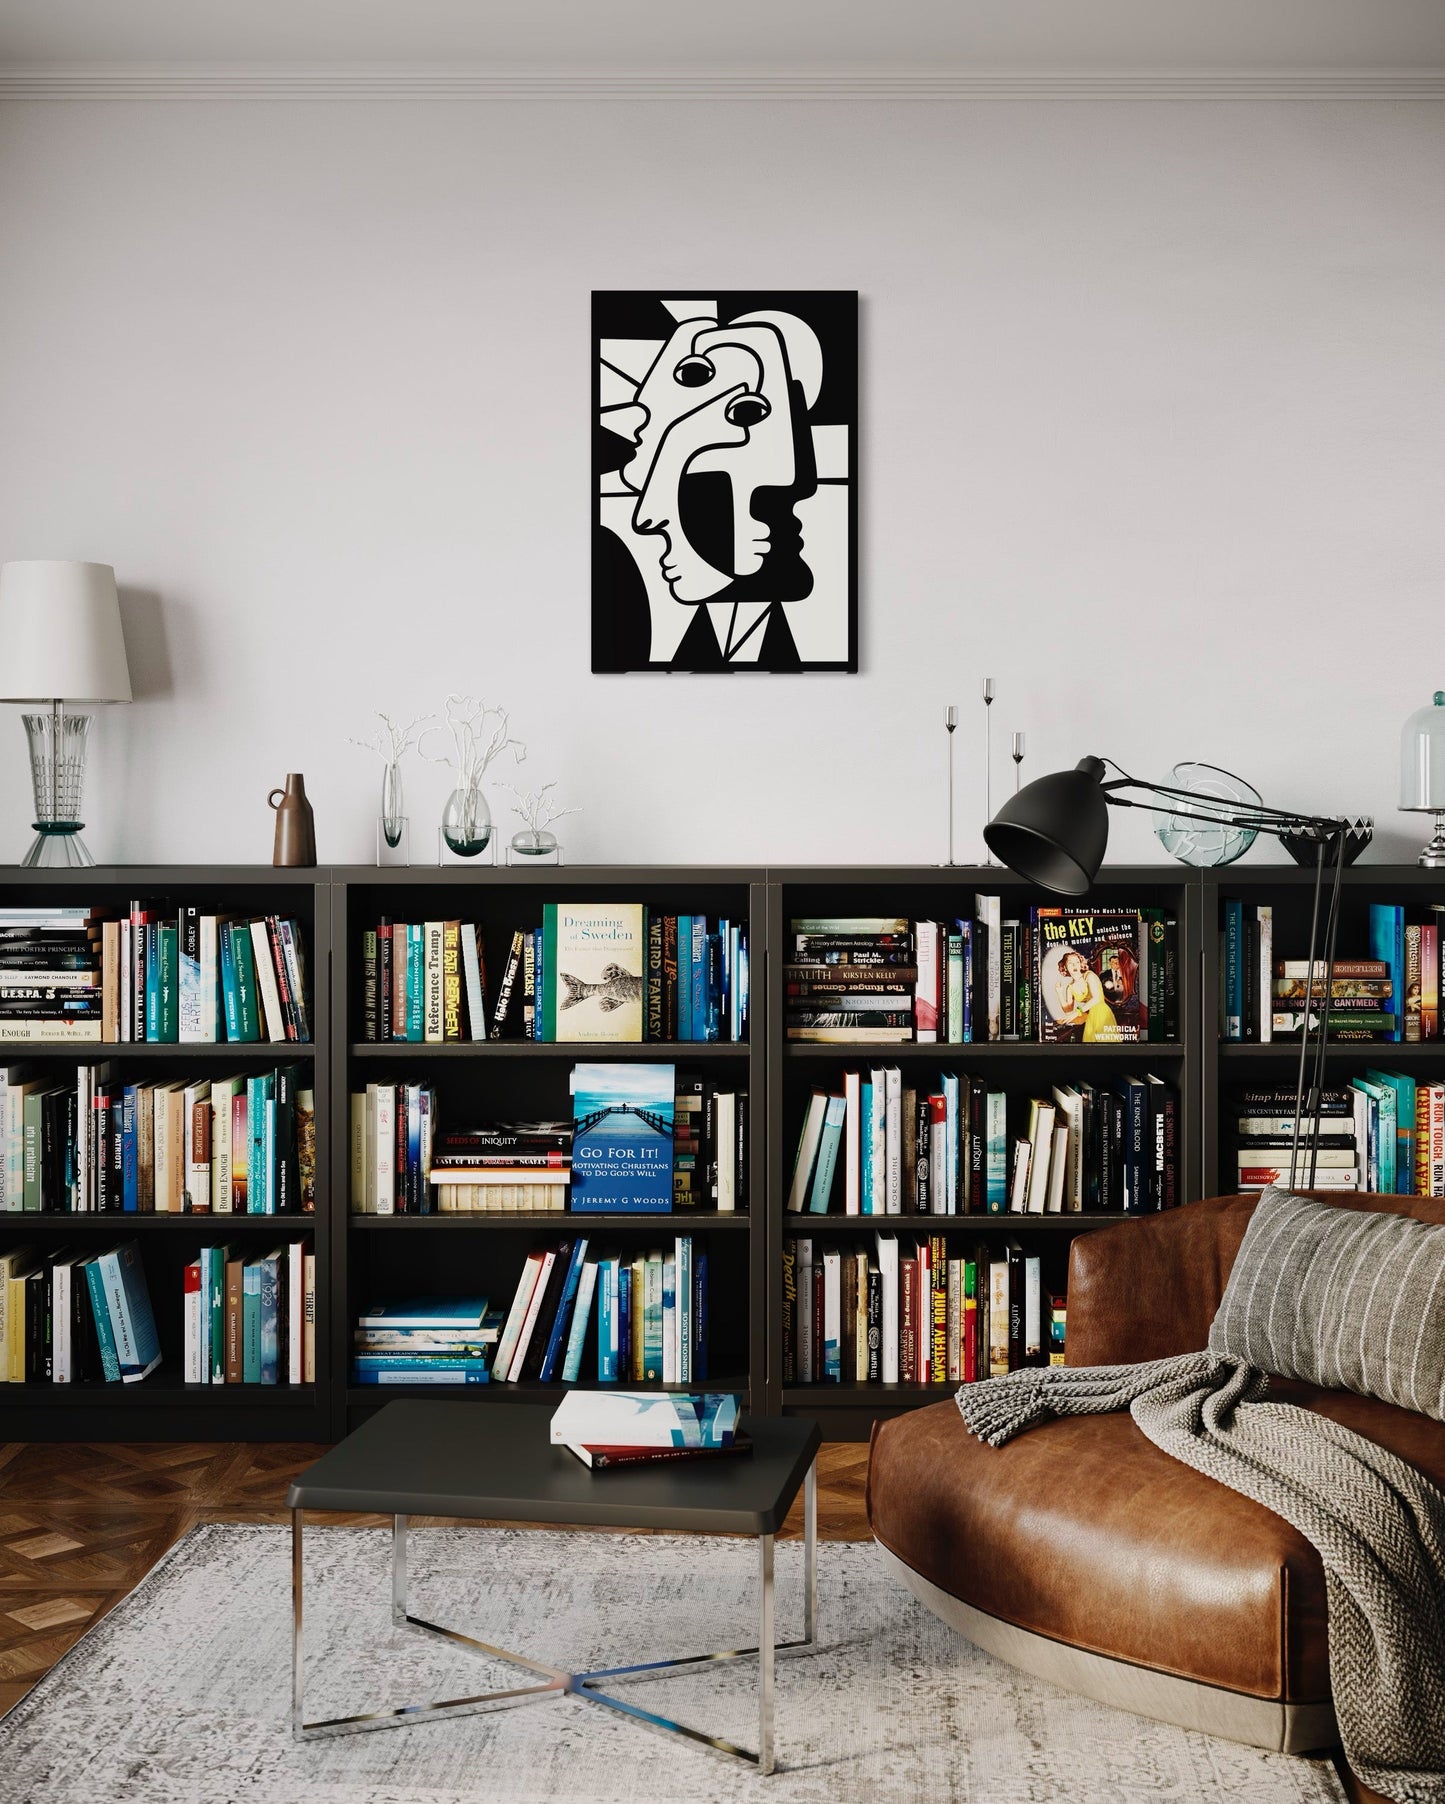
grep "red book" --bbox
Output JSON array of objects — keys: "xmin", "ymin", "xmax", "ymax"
[{"xmin": 565, "ymin": 1435, "xmax": 754, "ymax": 1471}]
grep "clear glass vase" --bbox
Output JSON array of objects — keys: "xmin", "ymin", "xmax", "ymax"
[
  {"xmin": 508, "ymin": 826, "xmax": 562, "ymax": 866},
  {"xmin": 441, "ymin": 782, "xmax": 493, "ymax": 858},
  {"xmin": 380, "ymin": 760, "xmax": 405, "ymax": 850}
]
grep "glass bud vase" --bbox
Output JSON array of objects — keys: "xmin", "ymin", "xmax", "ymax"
[
  {"xmin": 380, "ymin": 760, "xmax": 405, "ymax": 850},
  {"xmin": 441, "ymin": 782, "xmax": 493, "ymax": 858},
  {"xmin": 508, "ymin": 827, "xmax": 562, "ymax": 866}
]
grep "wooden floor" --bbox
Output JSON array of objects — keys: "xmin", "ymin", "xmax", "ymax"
[{"xmin": 0, "ymin": 1437, "xmax": 1375, "ymax": 1803}]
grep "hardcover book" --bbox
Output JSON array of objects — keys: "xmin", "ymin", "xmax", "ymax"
[
  {"xmin": 569, "ymin": 1061, "xmax": 674, "ymax": 1213},
  {"xmin": 542, "ymin": 905, "xmax": 645, "ymax": 1043},
  {"xmin": 1036, "ymin": 911, "xmax": 1146, "ymax": 1043}
]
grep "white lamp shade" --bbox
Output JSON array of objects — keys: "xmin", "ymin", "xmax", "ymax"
[{"xmin": 0, "ymin": 560, "xmax": 132, "ymax": 703}]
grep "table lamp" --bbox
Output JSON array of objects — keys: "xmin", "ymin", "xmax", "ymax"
[
  {"xmin": 1399, "ymin": 692, "xmax": 1445, "ymax": 868},
  {"xmin": 0, "ymin": 561, "xmax": 132, "ymax": 867},
  {"xmin": 984, "ymin": 755, "xmax": 1351, "ymax": 1188}
]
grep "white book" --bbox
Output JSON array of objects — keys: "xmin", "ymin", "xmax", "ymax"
[
  {"xmin": 716, "ymin": 1092, "xmax": 736, "ymax": 1211},
  {"xmin": 460, "ymin": 924, "xmax": 486, "ymax": 1041},
  {"xmin": 843, "ymin": 1070, "xmax": 861, "ymax": 1215},
  {"xmin": 183, "ymin": 1260, "xmax": 202, "ymax": 1383},
  {"xmin": 1048, "ymin": 1124, "xmax": 1070, "ymax": 1214},
  {"xmin": 548, "ymin": 1390, "xmax": 738, "ymax": 1449},
  {"xmin": 975, "ymin": 894, "xmax": 1003, "ymax": 1042},
  {"xmin": 1025, "ymin": 1256, "xmax": 1043, "ymax": 1361},
  {"xmin": 1052, "ymin": 1084, "xmax": 1083, "ymax": 1213},
  {"xmin": 562, "ymin": 1259, "xmax": 598, "ymax": 1383},
  {"xmin": 199, "ymin": 916, "xmax": 220, "ymax": 1042},
  {"xmin": 662, "ymin": 1255, "xmax": 677, "ymax": 1384},
  {"xmin": 373, "ymin": 1084, "xmax": 395, "ymax": 1215},
  {"xmin": 1026, "ymin": 1100, "xmax": 1055, "ymax": 1214},
  {"xmin": 868, "ymin": 1066, "xmax": 887, "ymax": 1216},
  {"xmin": 676, "ymin": 1235, "xmax": 692, "ymax": 1385},
  {"xmin": 942, "ymin": 1073, "xmax": 960, "ymax": 1214},
  {"xmin": 248, "ymin": 919, "xmax": 286, "ymax": 1042},
  {"xmin": 288, "ymin": 1239, "xmax": 305, "ymax": 1385},
  {"xmin": 884, "ymin": 1067, "xmax": 902, "ymax": 1215},
  {"xmin": 1009, "ymin": 1137, "xmax": 1032, "ymax": 1213},
  {"xmin": 1351, "ymin": 1087, "xmax": 1372, "ymax": 1192},
  {"xmin": 875, "ymin": 1231, "xmax": 899, "ymax": 1385},
  {"xmin": 493, "ymin": 1252, "xmax": 545, "ymax": 1380},
  {"xmin": 796, "ymin": 1236, "xmax": 814, "ymax": 1382},
  {"xmin": 75, "ymin": 1065, "xmax": 93, "ymax": 1212},
  {"xmin": 506, "ymin": 1249, "xmax": 557, "ymax": 1381},
  {"xmin": 52, "ymin": 1259, "xmax": 71, "ymax": 1382},
  {"xmin": 822, "ymin": 1248, "xmax": 842, "ymax": 1382},
  {"xmin": 210, "ymin": 1074, "xmax": 241, "ymax": 1214},
  {"xmin": 1257, "ymin": 906, "xmax": 1273, "ymax": 1046},
  {"xmin": 787, "ymin": 1091, "xmax": 830, "ymax": 1212},
  {"xmin": 929, "ymin": 1107, "xmax": 947, "ymax": 1218}
]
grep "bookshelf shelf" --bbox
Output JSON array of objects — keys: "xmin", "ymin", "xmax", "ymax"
[
  {"xmin": 0, "ymin": 1213, "xmax": 315, "ymax": 1233},
  {"xmin": 346, "ymin": 1375, "xmax": 750, "ymax": 1408},
  {"xmin": 349, "ymin": 1211, "xmax": 751, "ymax": 1231},
  {"xmin": 1, "ymin": 860, "xmax": 1434, "ymax": 1445},
  {"xmin": 0, "ymin": 1041, "xmax": 314, "ymax": 1059},
  {"xmin": 783, "ymin": 1041, "xmax": 1185, "ymax": 1060},
  {"xmin": 350, "ymin": 1041, "xmax": 749, "ymax": 1060}
]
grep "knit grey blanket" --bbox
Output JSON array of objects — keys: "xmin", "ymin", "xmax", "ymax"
[{"xmin": 957, "ymin": 1353, "xmax": 1445, "ymax": 1804}]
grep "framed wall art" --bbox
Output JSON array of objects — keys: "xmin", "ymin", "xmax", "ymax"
[{"xmin": 592, "ymin": 290, "xmax": 857, "ymax": 673}]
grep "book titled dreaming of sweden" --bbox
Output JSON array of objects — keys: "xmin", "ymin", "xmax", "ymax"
[{"xmin": 569, "ymin": 1062, "xmax": 674, "ymax": 1212}]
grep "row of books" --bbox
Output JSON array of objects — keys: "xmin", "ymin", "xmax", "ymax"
[
  {"xmin": 0, "ymin": 1064, "xmax": 314, "ymax": 1215},
  {"xmin": 785, "ymin": 905, "xmax": 1177, "ymax": 1046},
  {"xmin": 0, "ymin": 1239, "xmax": 160, "ymax": 1383},
  {"xmin": 549, "ymin": 1390, "xmax": 745, "ymax": 1470},
  {"xmin": 787, "ymin": 1069, "xmax": 1179, "ymax": 1217},
  {"xmin": 783, "ymin": 1234, "xmax": 1065, "ymax": 1384},
  {"xmin": 359, "ymin": 906, "xmax": 749, "ymax": 1045},
  {"xmin": 1232, "ymin": 1081, "xmax": 1445, "ymax": 1195},
  {"xmin": 184, "ymin": 1240, "xmax": 316, "ymax": 1383},
  {"xmin": 355, "ymin": 1236, "xmax": 711, "ymax": 1386},
  {"xmin": 1219, "ymin": 902, "xmax": 1445, "ymax": 1044},
  {"xmin": 346, "ymin": 1066, "xmax": 749, "ymax": 1215},
  {"xmin": 0, "ymin": 903, "xmax": 310, "ymax": 1044}
]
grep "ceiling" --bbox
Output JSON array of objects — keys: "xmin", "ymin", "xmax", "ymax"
[{"xmin": 1, "ymin": 0, "xmax": 1443, "ymax": 75}]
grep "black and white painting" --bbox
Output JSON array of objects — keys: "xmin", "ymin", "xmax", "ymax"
[{"xmin": 592, "ymin": 291, "xmax": 857, "ymax": 673}]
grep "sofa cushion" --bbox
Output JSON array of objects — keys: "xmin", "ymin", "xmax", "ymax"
[
  {"xmin": 870, "ymin": 1387, "xmax": 1445, "ymax": 1705},
  {"xmin": 1210, "ymin": 1186, "xmax": 1445, "ymax": 1418}
]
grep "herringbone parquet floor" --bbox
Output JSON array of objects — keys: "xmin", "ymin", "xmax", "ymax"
[{"xmin": 0, "ymin": 1437, "xmax": 1375, "ymax": 1803}]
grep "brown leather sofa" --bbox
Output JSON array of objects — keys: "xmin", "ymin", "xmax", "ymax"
[{"xmin": 868, "ymin": 1192, "xmax": 1445, "ymax": 1753}]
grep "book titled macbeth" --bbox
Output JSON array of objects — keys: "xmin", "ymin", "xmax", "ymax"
[
  {"xmin": 541, "ymin": 904, "xmax": 645, "ymax": 1042},
  {"xmin": 570, "ymin": 1061, "xmax": 674, "ymax": 1212}
]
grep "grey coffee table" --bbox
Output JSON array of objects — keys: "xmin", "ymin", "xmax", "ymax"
[{"xmin": 287, "ymin": 1401, "xmax": 821, "ymax": 1774}]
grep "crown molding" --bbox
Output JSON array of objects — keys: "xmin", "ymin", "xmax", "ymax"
[{"xmin": 1, "ymin": 68, "xmax": 1443, "ymax": 101}]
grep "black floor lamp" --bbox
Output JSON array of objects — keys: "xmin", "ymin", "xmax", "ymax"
[{"xmin": 983, "ymin": 756, "xmax": 1352, "ymax": 1189}]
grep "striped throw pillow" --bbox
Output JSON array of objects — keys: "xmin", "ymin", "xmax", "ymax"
[{"xmin": 1208, "ymin": 1186, "xmax": 1445, "ymax": 1420}]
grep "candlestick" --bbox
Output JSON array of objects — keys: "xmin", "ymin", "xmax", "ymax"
[
  {"xmin": 1012, "ymin": 731, "xmax": 1026, "ymax": 794},
  {"xmin": 982, "ymin": 679, "xmax": 996, "ymax": 863},
  {"xmin": 944, "ymin": 706, "xmax": 958, "ymax": 865}
]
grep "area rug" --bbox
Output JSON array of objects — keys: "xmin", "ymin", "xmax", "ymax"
[{"xmin": 0, "ymin": 1524, "xmax": 1346, "ymax": 1803}]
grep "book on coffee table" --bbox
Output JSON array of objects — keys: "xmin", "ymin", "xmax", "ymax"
[{"xmin": 563, "ymin": 1433, "xmax": 754, "ymax": 1471}]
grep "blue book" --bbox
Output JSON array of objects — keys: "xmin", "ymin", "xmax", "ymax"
[
  {"xmin": 596, "ymin": 1260, "xmax": 617, "ymax": 1382},
  {"xmin": 242, "ymin": 1260, "xmax": 262, "ymax": 1381},
  {"xmin": 532, "ymin": 927, "xmax": 544, "ymax": 1042},
  {"xmin": 1353, "ymin": 1076, "xmax": 1395, "ymax": 1192},
  {"xmin": 144, "ymin": 925, "xmax": 162, "ymax": 1043},
  {"xmin": 406, "ymin": 925, "xmax": 425, "ymax": 1041},
  {"xmin": 677, "ymin": 916, "xmax": 692, "ymax": 1041},
  {"xmin": 97, "ymin": 1241, "xmax": 161, "ymax": 1381},
  {"xmin": 942, "ymin": 1072, "xmax": 960, "ymax": 1214},
  {"xmin": 562, "ymin": 1257, "xmax": 598, "ymax": 1383},
  {"xmin": 84, "ymin": 1255, "xmax": 122, "ymax": 1382},
  {"xmin": 860, "ymin": 1079, "xmax": 876, "ymax": 1214},
  {"xmin": 356, "ymin": 1296, "xmax": 492, "ymax": 1328},
  {"xmin": 617, "ymin": 1262, "xmax": 631, "ymax": 1377},
  {"xmin": 540, "ymin": 1238, "xmax": 589, "ymax": 1381},
  {"xmin": 960, "ymin": 920, "xmax": 974, "ymax": 1042},
  {"xmin": 1367, "ymin": 1068, "xmax": 1415, "ymax": 1195},
  {"xmin": 676, "ymin": 1236, "xmax": 692, "ymax": 1384},
  {"xmin": 1369, "ymin": 904, "xmax": 1405, "ymax": 1043},
  {"xmin": 258, "ymin": 1247, "xmax": 281, "ymax": 1383},
  {"xmin": 248, "ymin": 1073, "xmax": 275, "ymax": 1214},
  {"xmin": 352, "ymin": 1357, "xmax": 490, "ymax": 1385},
  {"xmin": 736, "ymin": 933, "xmax": 749, "ymax": 1041},
  {"xmin": 1223, "ymin": 899, "xmax": 1244, "ymax": 1040},
  {"xmin": 121, "ymin": 1086, "xmax": 139, "ymax": 1213},
  {"xmin": 808, "ymin": 1094, "xmax": 846, "ymax": 1212},
  {"xmin": 691, "ymin": 918, "xmax": 708, "ymax": 1044},
  {"xmin": 693, "ymin": 1247, "xmax": 708, "ymax": 1383},
  {"xmin": 219, "ymin": 923, "xmax": 240, "ymax": 1040},
  {"xmin": 569, "ymin": 1061, "xmax": 674, "ymax": 1212},
  {"xmin": 985, "ymin": 1091, "xmax": 1008, "ymax": 1212}
]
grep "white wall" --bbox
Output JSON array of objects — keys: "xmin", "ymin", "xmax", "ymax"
[{"xmin": 0, "ymin": 97, "xmax": 1441, "ymax": 868}]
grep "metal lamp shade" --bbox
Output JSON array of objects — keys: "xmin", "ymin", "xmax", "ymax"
[{"xmin": 982, "ymin": 757, "xmax": 1111, "ymax": 895}]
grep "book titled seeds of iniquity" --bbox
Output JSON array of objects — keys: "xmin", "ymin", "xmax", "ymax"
[
  {"xmin": 570, "ymin": 1061, "xmax": 675, "ymax": 1212},
  {"xmin": 542, "ymin": 904, "xmax": 645, "ymax": 1041}
]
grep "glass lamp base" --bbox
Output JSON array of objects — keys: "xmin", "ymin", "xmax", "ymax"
[{"xmin": 21, "ymin": 824, "xmax": 94, "ymax": 868}]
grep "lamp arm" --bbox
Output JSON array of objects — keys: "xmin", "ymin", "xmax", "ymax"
[{"xmin": 1100, "ymin": 784, "xmax": 1349, "ymax": 839}]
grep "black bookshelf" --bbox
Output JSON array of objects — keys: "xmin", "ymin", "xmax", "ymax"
[
  {"xmin": 0, "ymin": 861, "xmax": 1438, "ymax": 1445},
  {"xmin": 330, "ymin": 867, "xmax": 768, "ymax": 1437},
  {"xmin": 0, "ymin": 866, "xmax": 332, "ymax": 1444}
]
